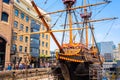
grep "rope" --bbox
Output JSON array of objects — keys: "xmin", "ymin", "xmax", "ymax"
[
  {"xmin": 51, "ymin": 12, "xmax": 64, "ymax": 29},
  {"xmin": 102, "ymin": 20, "xmax": 115, "ymax": 41},
  {"xmin": 88, "ymin": 22, "xmax": 103, "ymax": 67},
  {"xmin": 61, "ymin": 11, "xmax": 68, "ymax": 45}
]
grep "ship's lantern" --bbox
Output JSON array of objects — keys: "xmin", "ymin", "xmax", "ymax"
[{"xmin": 62, "ymin": 0, "xmax": 76, "ymax": 5}]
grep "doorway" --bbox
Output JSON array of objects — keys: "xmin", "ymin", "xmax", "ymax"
[{"xmin": 0, "ymin": 37, "xmax": 6, "ymax": 70}]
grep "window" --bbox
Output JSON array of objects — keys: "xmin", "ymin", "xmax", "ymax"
[
  {"xmin": 13, "ymin": 32, "xmax": 17, "ymax": 40},
  {"xmin": 14, "ymin": 21, "xmax": 18, "ymax": 28},
  {"xmin": 19, "ymin": 46, "xmax": 22, "ymax": 52},
  {"xmin": 31, "ymin": 28, "xmax": 38, "ymax": 32},
  {"xmin": 46, "ymin": 42, "xmax": 48, "ymax": 48},
  {"xmin": 26, "ymin": 27, "xmax": 28, "ymax": 32},
  {"xmin": 20, "ymin": 36, "xmax": 23, "ymax": 41},
  {"xmin": 46, "ymin": 35, "xmax": 48, "ymax": 40},
  {"xmin": 12, "ymin": 44, "xmax": 17, "ymax": 51},
  {"xmin": 25, "ymin": 36, "xmax": 28, "ymax": 43},
  {"xmin": 46, "ymin": 50, "xmax": 48, "ymax": 55},
  {"xmin": 42, "ymin": 41, "xmax": 44, "ymax": 47},
  {"xmin": 26, "ymin": 16, "xmax": 29, "ymax": 22},
  {"xmin": 20, "ymin": 24, "xmax": 24, "ymax": 30},
  {"xmin": 3, "ymin": 0, "xmax": 10, "ymax": 4},
  {"xmin": 16, "ymin": 0, "xmax": 20, "ymax": 3},
  {"xmin": 30, "ymin": 48, "xmax": 39, "ymax": 53},
  {"xmin": 14, "ymin": 9, "xmax": 19, "ymax": 16},
  {"xmin": 30, "ymin": 38, "xmax": 39, "ymax": 44},
  {"xmin": 25, "ymin": 47, "xmax": 27, "ymax": 52},
  {"xmin": 42, "ymin": 26, "xmax": 45, "ymax": 30},
  {"xmin": 42, "ymin": 50, "xmax": 44, "ymax": 55},
  {"xmin": 1, "ymin": 12, "xmax": 8, "ymax": 22},
  {"xmin": 42, "ymin": 34, "xmax": 44, "ymax": 38},
  {"xmin": 20, "ymin": 13, "xmax": 24, "ymax": 19}
]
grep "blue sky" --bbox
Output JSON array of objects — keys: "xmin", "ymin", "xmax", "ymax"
[{"xmin": 34, "ymin": 0, "xmax": 120, "ymax": 51}]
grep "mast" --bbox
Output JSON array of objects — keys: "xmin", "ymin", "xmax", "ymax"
[
  {"xmin": 62, "ymin": 0, "xmax": 76, "ymax": 44},
  {"xmin": 80, "ymin": 0, "xmax": 92, "ymax": 47}
]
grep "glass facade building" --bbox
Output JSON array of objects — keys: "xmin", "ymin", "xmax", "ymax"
[{"xmin": 30, "ymin": 20, "xmax": 40, "ymax": 57}]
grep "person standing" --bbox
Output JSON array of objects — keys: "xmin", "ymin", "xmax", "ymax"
[{"xmin": 7, "ymin": 63, "xmax": 12, "ymax": 70}]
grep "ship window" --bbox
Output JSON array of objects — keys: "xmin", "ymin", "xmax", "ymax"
[
  {"xmin": 3, "ymin": 0, "xmax": 10, "ymax": 4},
  {"xmin": 1, "ymin": 12, "xmax": 9, "ymax": 22}
]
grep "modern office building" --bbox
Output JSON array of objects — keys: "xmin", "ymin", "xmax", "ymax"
[
  {"xmin": 0, "ymin": 0, "xmax": 50, "ymax": 69},
  {"xmin": 97, "ymin": 41, "xmax": 115, "ymax": 54},
  {"xmin": 97, "ymin": 41, "xmax": 115, "ymax": 62}
]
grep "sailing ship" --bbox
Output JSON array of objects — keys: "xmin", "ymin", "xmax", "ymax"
[{"xmin": 29, "ymin": 0, "xmax": 117, "ymax": 80}]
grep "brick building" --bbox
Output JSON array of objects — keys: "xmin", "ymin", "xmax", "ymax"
[{"xmin": 0, "ymin": 0, "xmax": 50, "ymax": 69}]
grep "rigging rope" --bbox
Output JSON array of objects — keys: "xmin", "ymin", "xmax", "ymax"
[
  {"xmin": 102, "ymin": 20, "xmax": 115, "ymax": 41},
  {"xmin": 51, "ymin": 13, "xmax": 64, "ymax": 29},
  {"xmin": 61, "ymin": 11, "xmax": 68, "ymax": 45},
  {"xmin": 88, "ymin": 22, "xmax": 103, "ymax": 67},
  {"xmin": 73, "ymin": 10, "xmax": 82, "ymax": 42},
  {"xmin": 92, "ymin": 3, "xmax": 109, "ymax": 19}
]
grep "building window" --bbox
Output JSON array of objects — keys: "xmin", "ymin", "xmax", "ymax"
[
  {"xmin": 46, "ymin": 35, "xmax": 48, "ymax": 40},
  {"xmin": 20, "ymin": 13, "xmax": 24, "ymax": 19},
  {"xmin": 20, "ymin": 36, "xmax": 23, "ymax": 41},
  {"xmin": 13, "ymin": 32, "xmax": 17, "ymax": 40},
  {"xmin": 12, "ymin": 44, "xmax": 17, "ymax": 51},
  {"xmin": 3, "ymin": 0, "xmax": 10, "ymax": 4},
  {"xmin": 1, "ymin": 12, "xmax": 8, "ymax": 22},
  {"xmin": 42, "ymin": 26, "xmax": 45, "ymax": 30},
  {"xmin": 14, "ymin": 21, "xmax": 18, "ymax": 28},
  {"xmin": 20, "ymin": 24, "xmax": 24, "ymax": 31},
  {"xmin": 19, "ymin": 46, "xmax": 22, "ymax": 52},
  {"xmin": 30, "ymin": 48, "xmax": 39, "ymax": 53},
  {"xmin": 46, "ymin": 42, "xmax": 48, "ymax": 48},
  {"xmin": 25, "ymin": 36, "xmax": 28, "ymax": 43},
  {"xmin": 42, "ymin": 34, "xmax": 44, "ymax": 38},
  {"xmin": 42, "ymin": 41, "xmax": 44, "ymax": 47},
  {"xmin": 25, "ymin": 47, "xmax": 27, "ymax": 52},
  {"xmin": 42, "ymin": 50, "xmax": 44, "ymax": 55},
  {"xmin": 46, "ymin": 50, "xmax": 48, "ymax": 55},
  {"xmin": 26, "ymin": 27, "xmax": 28, "ymax": 32},
  {"xmin": 26, "ymin": 16, "xmax": 29, "ymax": 22},
  {"xmin": 16, "ymin": 0, "xmax": 20, "ymax": 3},
  {"xmin": 30, "ymin": 38, "xmax": 39, "ymax": 44},
  {"xmin": 14, "ymin": 9, "xmax": 19, "ymax": 16}
]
